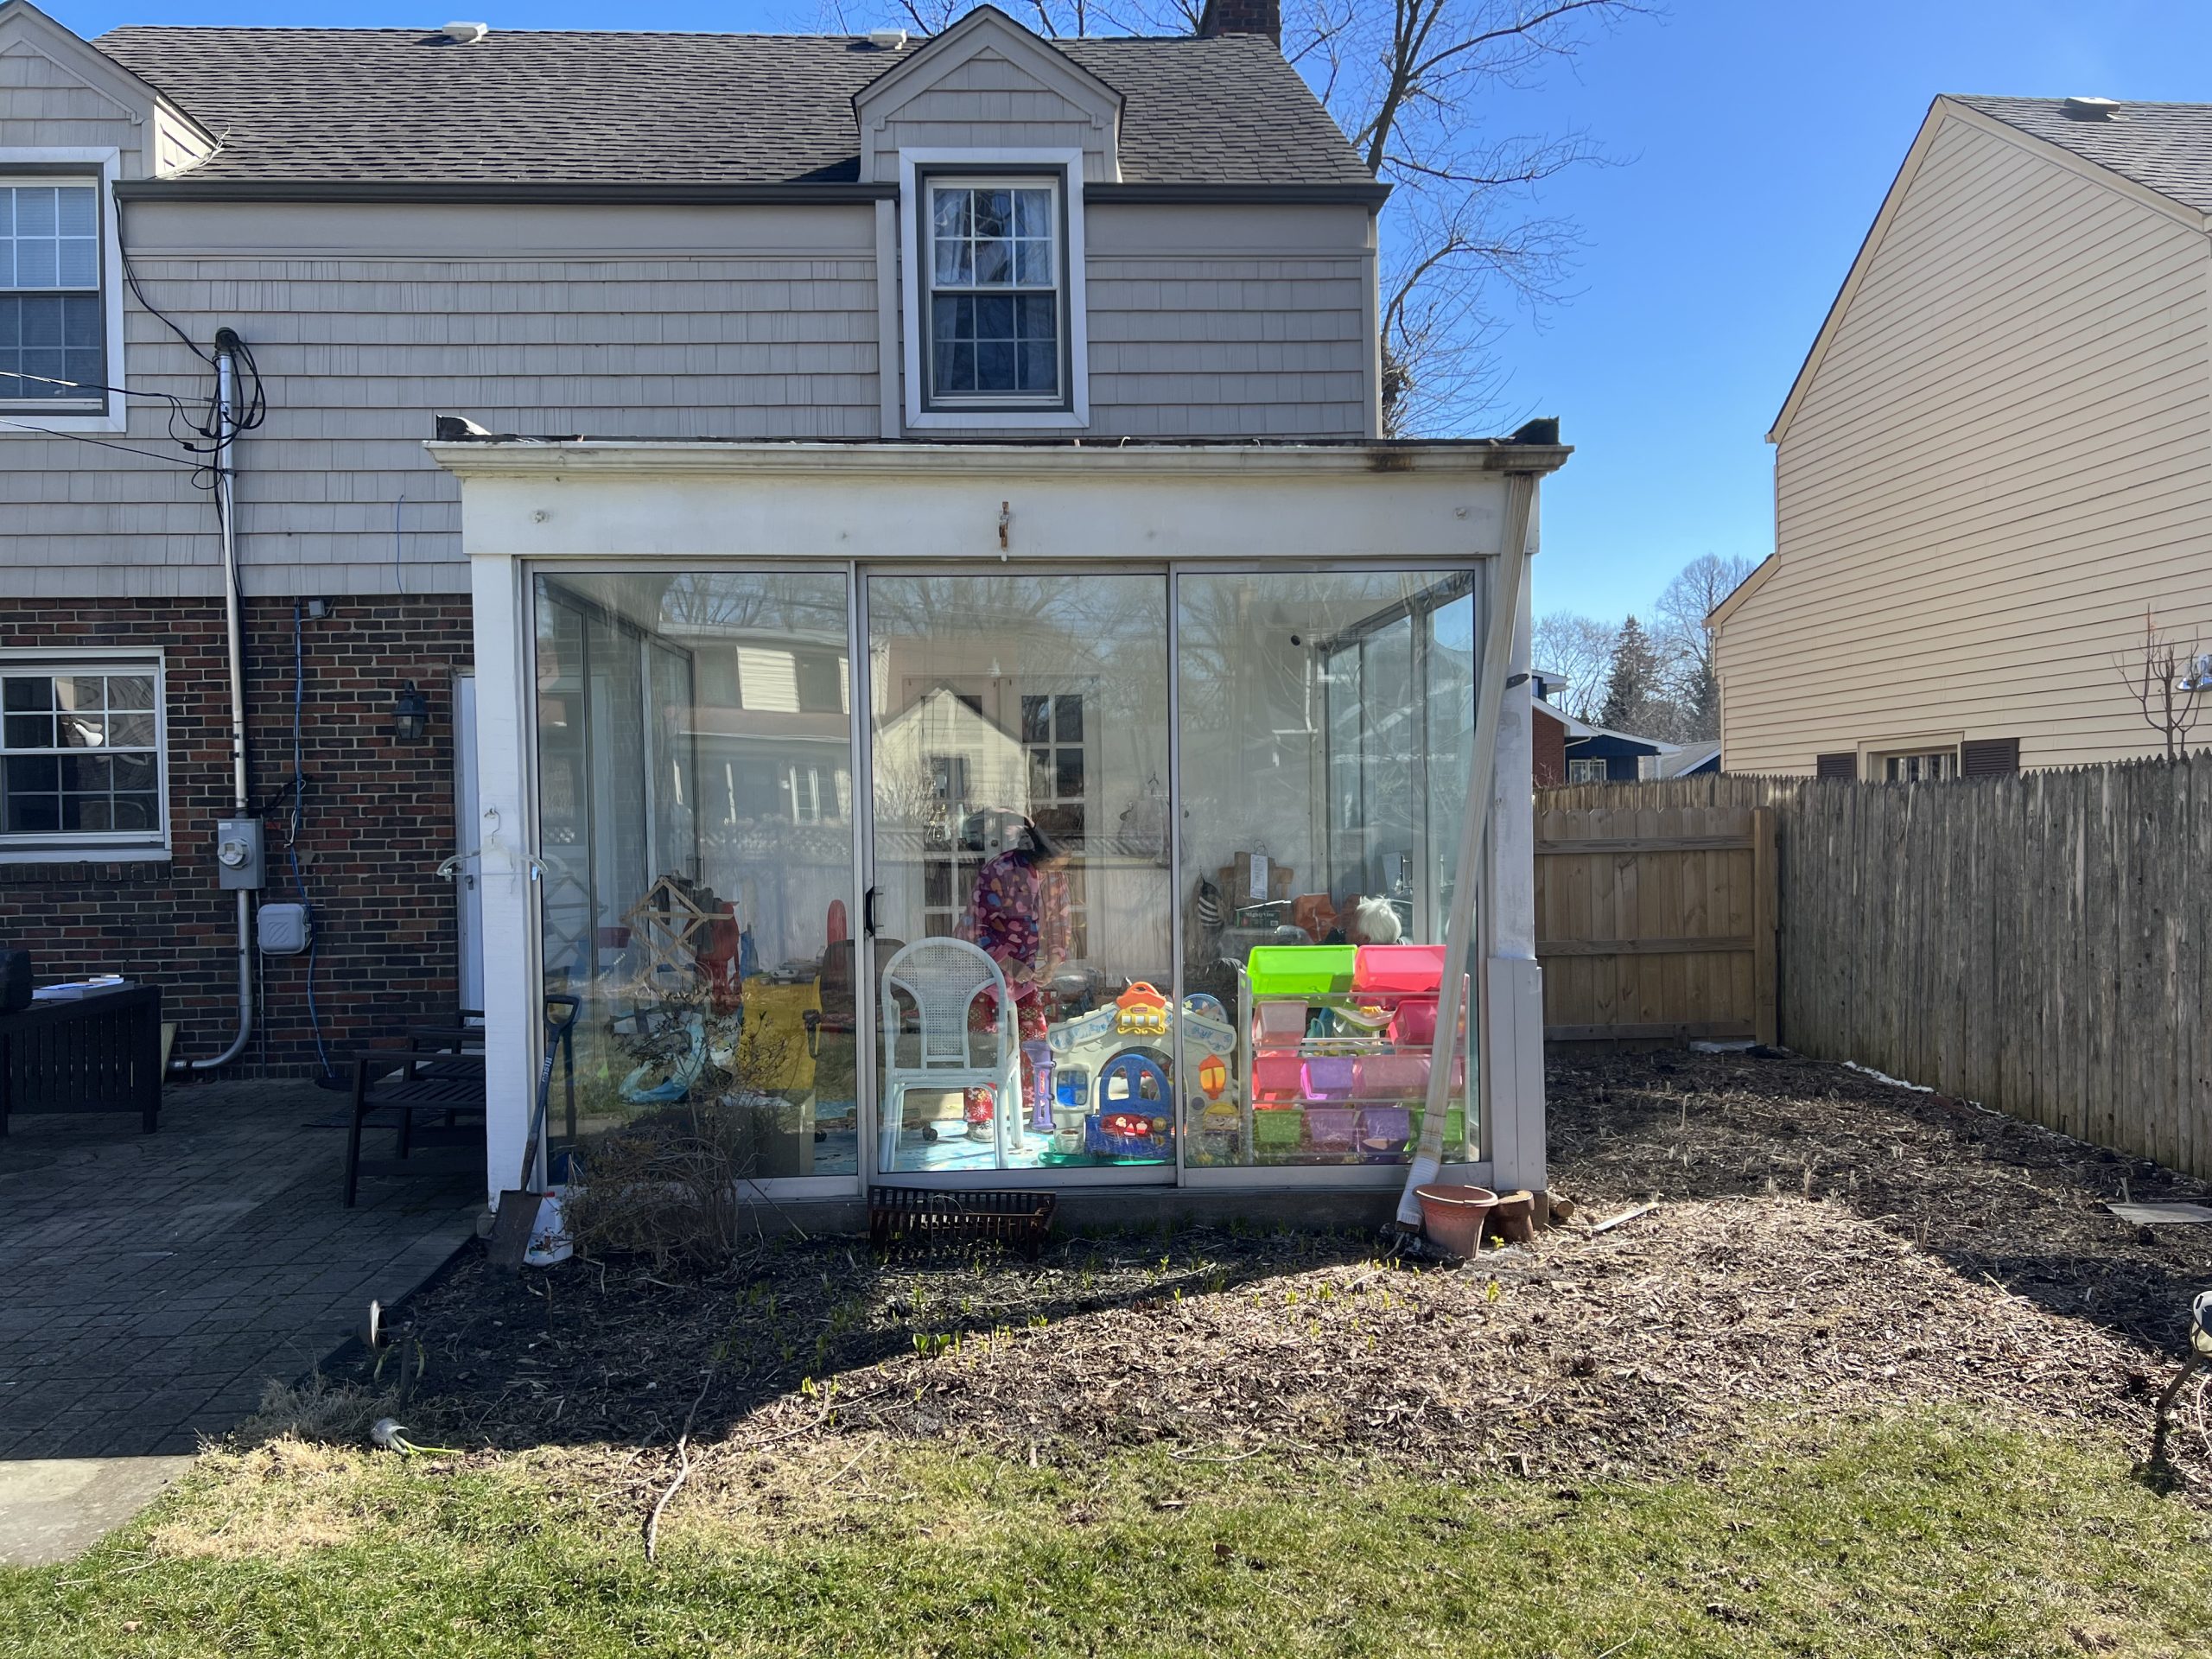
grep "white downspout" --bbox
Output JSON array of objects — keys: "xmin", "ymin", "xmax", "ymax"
[
  {"xmin": 1395, "ymin": 469, "xmax": 1537, "ymax": 1228},
  {"xmin": 186, "ymin": 327, "xmax": 253, "ymax": 1071}
]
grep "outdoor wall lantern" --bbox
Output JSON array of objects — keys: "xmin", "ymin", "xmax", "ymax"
[{"xmin": 391, "ymin": 681, "xmax": 430, "ymax": 743}]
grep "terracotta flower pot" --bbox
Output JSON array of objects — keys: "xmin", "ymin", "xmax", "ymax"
[{"xmin": 1414, "ymin": 1183, "xmax": 1496, "ymax": 1258}]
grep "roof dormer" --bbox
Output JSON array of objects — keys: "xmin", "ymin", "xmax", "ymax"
[{"xmin": 852, "ymin": 6, "xmax": 1124, "ymax": 186}]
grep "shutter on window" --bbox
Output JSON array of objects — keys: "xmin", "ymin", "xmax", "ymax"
[
  {"xmin": 1960, "ymin": 737, "xmax": 2020, "ymax": 777},
  {"xmin": 1815, "ymin": 752, "xmax": 1857, "ymax": 780}
]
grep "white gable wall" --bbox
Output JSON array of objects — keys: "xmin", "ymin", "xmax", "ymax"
[{"xmin": 1716, "ymin": 110, "xmax": 2212, "ymax": 772}]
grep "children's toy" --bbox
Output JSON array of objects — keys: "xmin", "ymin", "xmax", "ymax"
[
  {"xmin": 1023, "ymin": 1039, "xmax": 1056, "ymax": 1132},
  {"xmin": 1042, "ymin": 982, "xmax": 1233, "ymax": 1165}
]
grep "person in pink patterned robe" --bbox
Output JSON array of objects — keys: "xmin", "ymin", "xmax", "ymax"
[{"xmin": 961, "ymin": 816, "xmax": 1071, "ymax": 1128}]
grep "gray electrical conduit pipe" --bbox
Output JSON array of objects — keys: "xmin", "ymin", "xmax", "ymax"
[
  {"xmin": 184, "ymin": 329, "xmax": 253, "ymax": 1071},
  {"xmin": 1395, "ymin": 469, "xmax": 1537, "ymax": 1229}
]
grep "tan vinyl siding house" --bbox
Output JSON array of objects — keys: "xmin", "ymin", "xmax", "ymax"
[{"xmin": 1712, "ymin": 95, "xmax": 2212, "ymax": 777}]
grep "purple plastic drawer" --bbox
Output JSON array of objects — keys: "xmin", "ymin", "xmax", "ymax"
[
  {"xmin": 1306, "ymin": 1107, "xmax": 1360, "ymax": 1150},
  {"xmin": 1357, "ymin": 1106, "xmax": 1411, "ymax": 1159},
  {"xmin": 1301, "ymin": 1056, "xmax": 1357, "ymax": 1101}
]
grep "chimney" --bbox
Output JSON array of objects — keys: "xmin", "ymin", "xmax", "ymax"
[{"xmin": 1197, "ymin": 0, "xmax": 1281, "ymax": 45}]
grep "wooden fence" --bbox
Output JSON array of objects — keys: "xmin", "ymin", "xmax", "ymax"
[
  {"xmin": 1535, "ymin": 804, "xmax": 1776, "ymax": 1045},
  {"xmin": 1537, "ymin": 757, "xmax": 2212, "ymax": 1180}
]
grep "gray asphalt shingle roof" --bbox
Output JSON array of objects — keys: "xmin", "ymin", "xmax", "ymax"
[
  {"xmin": 93, "ymin": 26, "xmax": 1372, "ymax": 188},
  {"xmin": 1955, "ymin": 95, "xmax": 2212, "ymax": 215}
]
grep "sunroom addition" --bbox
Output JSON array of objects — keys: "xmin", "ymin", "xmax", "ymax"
[{"xmin": 437, "ymin": 438, "xmax": 1564, "ymax": 1213}]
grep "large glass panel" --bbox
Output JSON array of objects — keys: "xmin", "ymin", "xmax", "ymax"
[
  {"xmin": 868, "ymin": 574, "xmax": 1173, "ymax": 1174},
  {"xmin": 534, "ymin": 572, "xmax": 857, "ymax": 1183},
  {"xmin": 1178, "ymin": 570, "xmax": 1478, "ymax": 1171}
]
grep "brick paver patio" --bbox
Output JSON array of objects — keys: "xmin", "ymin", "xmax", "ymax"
[{"xmin": 0, "ymin": 1078, "xmax": 480, "ymax": 1458}]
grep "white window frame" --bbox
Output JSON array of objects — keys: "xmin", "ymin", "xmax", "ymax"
[
  {"xmin": 1566, "ymin": 757, "xmax": 1607, "ymax": 785},
  {"xmin": 898, "ymin": 148, "xmax": 1090, "ymax": 432},
  {"xmin": 0, "ymin": 647, "xmax": 168, "ymax": 862},
  {"xmin": 1877, "ymin": 747, "xmax": 1958, "ymax": 783},
  {"xmin": 0, "ymin": 149, "xmax": 124, "ymax": 435},
  {"xmin": 1859, "ymin": 730, "xmax": 1962, "ymax": 785}
]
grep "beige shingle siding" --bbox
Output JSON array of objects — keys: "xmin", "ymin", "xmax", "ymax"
[
  {"xmin": 1718, "ymin": 112, "xmax": 2212, "ymax": 773},
  {"xmin": 1083, "ymin": 205, "xmax": 1370, "ymax": 438},
  {"xmin": 0, "ymin": 47, "xmax": 141, "ymax": 168},
  {"xmin": 0, "ymin": 203, "xmax": 886, "ymax": 599}
]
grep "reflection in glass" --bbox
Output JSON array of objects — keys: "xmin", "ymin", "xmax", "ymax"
[
  {"xmin": 1177, "ymin": 571, "xmax": 1479, "ymax": 1170},
  {"xmin": 868, "ymin": 575, "xmax": 1173, "ymax": 1173},
  {"xmin": 533, "ymin": 573, "xmax": 856, "ymax": 1183}
]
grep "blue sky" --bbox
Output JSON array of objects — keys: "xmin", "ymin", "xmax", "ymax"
[{"xmin": 43, "ymin": 0, "xmax": 2212, "ymax": 620}]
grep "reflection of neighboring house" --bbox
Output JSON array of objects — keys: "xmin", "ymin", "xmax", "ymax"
[
  {"xmin": 673, "ymin": 627, "xmax": 854, "ymax": 828},
  {"xmin": 872, "ymin": 686, "xmax": 1027, "ymax": 838}
]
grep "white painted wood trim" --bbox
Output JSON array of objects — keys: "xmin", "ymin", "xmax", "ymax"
[
  {"xmin": 897, "ymin": 147, "xmax": 1090, "ymax": 432},
  {"xmin": 468, "ymin": 550, "xmax": 538, "ymax": 1206},
  {"xmin": 0, "ymin": 148, "xmax": 126, "ymax": 434},
  {"xmin": 874, "ymin": 197, "xmax": 901, "ymax": 437}
]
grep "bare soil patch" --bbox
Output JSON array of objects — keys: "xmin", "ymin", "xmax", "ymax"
[{"xmin": 288, "ymin": 1051, "xmax": 2212, "ymax": 1495}]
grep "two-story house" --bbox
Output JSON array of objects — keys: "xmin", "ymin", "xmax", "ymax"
[
  {"xmin": 1713, "ymin": 94, "xmax": 2212, "ymax": 779},
  {"xmin": 0, "ymin": 0, "xmax": 1565, "ymax": 1211}
]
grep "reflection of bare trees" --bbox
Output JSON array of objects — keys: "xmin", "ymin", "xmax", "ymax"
[{"xmin": 868, "ymin": 575, "xmax": 1169, "ymax": 732}]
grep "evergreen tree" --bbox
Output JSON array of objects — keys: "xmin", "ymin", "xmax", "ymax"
[{"xmin": 1599, "ymin": 614, "xmax": 1662, "ymax": 733}]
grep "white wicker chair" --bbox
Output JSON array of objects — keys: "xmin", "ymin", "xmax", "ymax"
[{"xmin": 877, "ymin": 936, "xmax": 1024, "ymax": 1169}]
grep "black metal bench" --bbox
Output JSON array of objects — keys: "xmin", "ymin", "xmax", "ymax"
[{"xmin": 0, "ymin": 984, "xmax": 162, "ymax": 1135}]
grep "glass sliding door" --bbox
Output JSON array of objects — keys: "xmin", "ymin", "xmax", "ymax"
[
  {"xmin": 867, "ymin": 572, "xmax": 1175, "ymax": 1176},
  {"xmin": 533, "ymin": 571, "xmax": 858, "ymax": 1185},
  {"xmin": 1177, "ymin": 569, "xmax": 1479, "ymax": 1174}
]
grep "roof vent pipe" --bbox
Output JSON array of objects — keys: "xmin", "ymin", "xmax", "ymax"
[
  {"xmin": 2063, "ymin": 96, "xmax": 2123, "ymax": 119},
  {"xmin": 442, "ymin": 21, "xmax": 490, "ymax": 43},
  {"xmin": 868, "ymin": 28, "xmax": 907, "ymax": 49}
]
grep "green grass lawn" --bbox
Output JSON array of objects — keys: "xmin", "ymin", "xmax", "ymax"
[{"xmin": 3, "ymin": 1410, "xmax": 2209, "ymax": 1657}]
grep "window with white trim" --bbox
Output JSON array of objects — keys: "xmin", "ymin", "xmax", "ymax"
[
  {"xmin": 1567, "ymin": 757, "xmax": 1607, "ymax": 785},
  {"xmin": 922, "ymin": 176, "xmax": 1064, "ymax": 407},
  {"xmin": 0, "ymin": 179, "xmax": 105, "ymax": 412},
  {"xmin": 1880, "ymin": 748, "xmax": 1956, "ymax": 783},
  {"xmin": 0, "ymin": 659, "xmax": 165, "ymax": 854}
]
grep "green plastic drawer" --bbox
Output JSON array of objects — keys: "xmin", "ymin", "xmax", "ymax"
[{"xmin": 1245, "ymin": 945, "xmax": 1357, "ymax": 999}]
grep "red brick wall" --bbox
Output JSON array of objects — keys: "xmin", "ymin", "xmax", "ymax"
[
  {"xmin": 1533, "ymin": 705, "xmax": 1567, "ymax": 789},
  {"xmin": 0, "ymin": 594, "xmax": 474, "ymax": 1076}
]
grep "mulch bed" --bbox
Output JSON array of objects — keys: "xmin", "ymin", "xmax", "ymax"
[{"xmin": 297, "ymin": 1049, "xmax": 2212, "ymax": 1494}]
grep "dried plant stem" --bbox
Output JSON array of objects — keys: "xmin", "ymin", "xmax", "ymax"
[{"xmin": 644, "ymin": 1363, "xmax": 718, "ymax": 1564}]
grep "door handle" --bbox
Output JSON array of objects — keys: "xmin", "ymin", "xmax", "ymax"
[{"xmin": 863, "ymin": 886, "xmax": 879, "ymax": 937}]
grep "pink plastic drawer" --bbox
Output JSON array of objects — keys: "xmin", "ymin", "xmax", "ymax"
[
  {"xmin": 1255, "ymin": 1001, "xmax": 1308, "ymax": 1043},
  {"xmin": 1302, "ymin": 1056, "xmax": 1356, "ymax": 1100},
  {"xmin": 1252, "ymin": 1052, "xmax": 1305, "ymax": 1101},
  {"xmin": 1352, "ymin": 944, "xmax": 1446, "ymax": 996},
  {"xmin": 1389, "ymin": 998, "xmax": 1439, "ymax": 1046},
  {"xmin": 1306, "ymin": 1107, "xmax": 1359, "ymax": 1150},
  {"xmin": 1352, "ymin": 1053, "xmax": 1465, "ymax": 1100}
]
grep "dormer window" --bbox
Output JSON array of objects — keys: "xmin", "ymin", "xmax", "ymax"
[
  {"xmin": 925, "ymin": 178, "xmax": 1062, "ymax": 404},
  {"xmin": 898, "ymin": 149, "xmax": 1090, "ymax": 431}
]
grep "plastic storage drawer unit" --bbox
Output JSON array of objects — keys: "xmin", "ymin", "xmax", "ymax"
[
  {"xmin": 1351, "ymin": 944, "xmax": 1446, "ymax": 996},
  {"xmin": 1246, "ymin": 945, "xmax": 1357, "ymax": 999}
]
